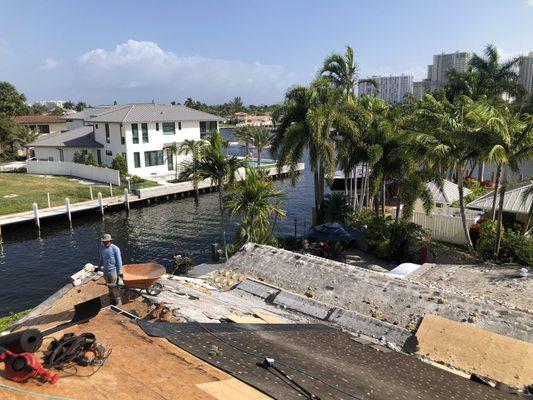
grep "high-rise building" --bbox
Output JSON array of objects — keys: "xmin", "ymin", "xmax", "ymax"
[
  {"xmin": 519, "ymin": 52, "xmax": 533, "ymax": 94},
  {"xmin": 358, "ymin": 75, "xmax": 413, "ymax": 103},
  {"xmin": 428, "ymin": 51, "xmax": 471, "ymax": 92},
  {"xmin": 413, "ymin": 81, "xmax": 425, "ymax": 100}
]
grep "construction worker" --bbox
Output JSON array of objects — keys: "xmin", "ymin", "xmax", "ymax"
[{"xmin": 98, "ymin": 234, "xmax": 123, "ymax": 306}]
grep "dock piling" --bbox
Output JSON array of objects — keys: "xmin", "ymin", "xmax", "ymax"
[
  {"xmin": 33, "ymin": 203, "xmax": 40, "ymax": 229},
  {"xmin": 109, "ymin": 183, "xmax": 113, "ymax": 197},
  {"xmin": 47, "ymin": 192, "xmax": 51, "ymax": 208},
  {"xmin": 124, "ymin": 189, "xmax": 130, "ymax": 211},
  {"xmin": 65, "ymin": 198, "xmax": 72, "ymax": 224},
  {"xmin": 90, "ymin": 186, "xmax": 94, "ymax": 200},
  {"xmin": 98, "ymin": 192, "xmax": 104, "ymax": 215}
]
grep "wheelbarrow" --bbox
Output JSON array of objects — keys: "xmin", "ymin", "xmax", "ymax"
[{"xmin": 122, "ymin": 263, "xmax": 166, "ymax": 296}]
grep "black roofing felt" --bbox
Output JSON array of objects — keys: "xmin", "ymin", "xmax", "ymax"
[{"xmin": 137, "ymin": 321, "xmax": 512, "ymax": 400}]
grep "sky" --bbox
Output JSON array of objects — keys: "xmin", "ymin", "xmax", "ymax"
[{"xmin": 0, "ymin": 0, "xmax": 532, "ymax": 105}]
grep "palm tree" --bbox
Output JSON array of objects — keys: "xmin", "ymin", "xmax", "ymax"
[
  {"xmin": 11, "ymin": 126, "xmax": 40, "ymax": 158},
  {"xmin": 320, "ymin": 192, "xmax": 350, "ymax": 224},
  {"xmin": 484, "ymin": 111, "xmax": 532, "ymax": 256},
  {"xmin": 228, "ymin": 167, "xmax": 286, "ymax": 245},
  {"xmin": 248, "ymin": 126, "xmax": 272, "ymax": 166},
  {"xmin": 413, "ymin": 95, "xmax": 485, "ymax": 253},
  {"xmin": 164, "ymin": 142, "xmax": 179, "ymax": 181},
  {"xmin": 179, "ymin": 131, "xmax": 244, "ymax": 259},
  {"xmin": 178, "ymin": 139, "xmax": 206, "ymax": 193},
  {"xmin": 320, "ymin": 45, "xmax": 378, "ymax": 103},
  {"xmin": 271, "ymin": 78, "xmax": 342, "ymax": 217},
  {"xmin": 234, "ymin": 126, "xmax": 252, "ymax": 157},
  {"xmin": 469, "ymin": 44, "xmax": 525, "ymax": 101}
]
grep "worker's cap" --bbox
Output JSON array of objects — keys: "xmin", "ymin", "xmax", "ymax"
[{"xmin": 101, "ymin": 234, "xmax": 113, "ymax": 242}]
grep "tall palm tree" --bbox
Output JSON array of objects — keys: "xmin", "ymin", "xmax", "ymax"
[
  {"xmin": 484, "ymin": 111, "xmax": 532, "ymax": 256},
  {"xmin": 248, "ymin": 126, "xmax": 272, "ymax": 166},
  {"xmin": 469, "ymin": 44, "xmax": 525, "ymax": 101},
  {"xmin": 234, "ymin": 126, "xmax": 252, "ymax": 157},
  {"xmin": 320, "ymin": 45, "xmax": 378, "ymax": 103},
  {"xmin": 179, "ymin": 131, "xmax": 244, "ymax": 259},
  {"xmin": 413, "ymin": 95, "xmax": 485, "ymax": 253},
  {"xmin": 271, "ymin": 78, "xmax": 342, "ymax": 216},
  {"xmin": 228, "ymin": 167, "xmax": 286, "ymax": 245}
]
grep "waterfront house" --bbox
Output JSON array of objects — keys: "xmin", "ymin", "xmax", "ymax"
[
  {"xmin": 467, "ymin": 180, "xmax": 533, "ymax": 226},
  {"xmin": 27, "ymin": 103, "xmax": 222, "ymax": 179},
  {"xmin": 13, "ymin": 114, "xmax": 66, "ymax": 135}
]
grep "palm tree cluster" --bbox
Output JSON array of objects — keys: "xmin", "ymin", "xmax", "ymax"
[{"xmin": 272, "ymin": 44, "xmax": 532, "ymax": 258}]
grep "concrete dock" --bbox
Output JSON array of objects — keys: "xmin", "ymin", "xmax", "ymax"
[{"xmin": 0, "ymin": 163, "xmax": 304, "ymax": 230}]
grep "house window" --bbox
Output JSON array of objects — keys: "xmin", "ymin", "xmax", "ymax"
[
  {"xmin": 120, "ymin": 124, "xmax": 125, "ymax": 144},
  {"xmin": 95, "ymin": 124, "xmax": 99, "ymax": 129},
  {"xmin": 105, "ymin": 123, "xmax": 110, "ymax": 143},
  {"xmin": 162, "ymin": 122, "xmax": 175, "ymax": 135},
  {"xmin": 133, "ymin": 152, "xmax": 141, "ymax": 168},
  {"xmin": 106, "ymin": 150, "xmax": 113, "ymax": 156},
  {"xmin": 38, "ymin": 125, "xmax": 50, "ymax": 134},
  {"xmin": 144, "ymin": 150, "xmax": 164, "ymax": 166},
  {"xmin": 178, "ymin": 122, "xmax": 182, "ymax": 130},
  {"xmin": 142, "ymin": 123, "xmax": 149, "ymax": 143},
  {"xmin": 132, "ymin": 123, "xmax": 139, "ymax": 144},
  {"xmin": 156, "ymin": 122, "xmax": 159, "ymax": 131},
  {"xmin": 200, "ymin": 121, "xmax": 217, "ymax": 134}
]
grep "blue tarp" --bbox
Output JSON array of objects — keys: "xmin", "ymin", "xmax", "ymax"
[{"xmin": 305, "ymin": 222, "xmax": 367, "ymax": 251}]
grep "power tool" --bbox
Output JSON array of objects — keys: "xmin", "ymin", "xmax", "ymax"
[{"xmin": 0, "ymin": 346, "xmax": 58, "ymax": 384}]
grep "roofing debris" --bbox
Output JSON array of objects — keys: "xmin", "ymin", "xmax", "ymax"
[{"xmin": 2, "ymin": 244, "xmax": 532, "ymax": 398}]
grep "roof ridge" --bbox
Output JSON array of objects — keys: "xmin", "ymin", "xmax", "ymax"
[
  {"xmin": 122, "ymin": 104, "xmax": 135, "ymax": 122},
  {"xmin": 88, "ymin": 104, "xmax": 130, "ymax": 119}
]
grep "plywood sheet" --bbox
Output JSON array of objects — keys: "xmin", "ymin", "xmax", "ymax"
[
  {"xmin": 416, "ymin": 313, "xmax": 533, "ymax": 388},
  {"xmin": 196, "ymin": 379, "xmax": 272, "ymax": 400},
  {"xmin": 252, "ymin": 309, "xmax": 283, "ymax": 324},
  {"xmin": 226, "ymin": 313, "xmax": 266, "ymax": 324}
]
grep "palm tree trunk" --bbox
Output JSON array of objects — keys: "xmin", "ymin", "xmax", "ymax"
[
  {"xmin": 218, "ymin": 185, "xmax": 229, "ymax": 260},
  {"xmin": 458, "ymin": 166, "xmax": 475, "ymax": 253},
  {"xmin": 174, "ymin": 151, "xmax": 178, "ymax": 181},
  {"xmin": 477, "ymin": 160, "xmax": 485, "ymax": 182},
  {"xmin": 381, "ymin": 177, "xmax": 386, "ymax": 216},
  {"xmin": 257, "ymin": 148, "xmax": 262, "ymax": 167},
  {"xmin": 494, "ymin": 166, "xmax": 507, "ymax": 257},
  {"xmin": 522, "ymin": 201, "xmax": 533, "ymax": 236},
  {"xmin": 491, "ymin": 164, "xmax": 502, "ymax": 220},
  {"xmin": 313, "ymin": 169, "xmax": 320, "ymax": 222},
  {"xmin": 352, "ymin": 168, "xmax": 358, "ymax": 209},
  {"xmin": 344, "ymin": 174, "xmax": 349, "ymax": 205}
]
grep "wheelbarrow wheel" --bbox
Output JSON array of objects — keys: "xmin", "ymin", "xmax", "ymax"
[{"xmin": 146, "ymin": 282, "xmax": 163, "ymax": 296}]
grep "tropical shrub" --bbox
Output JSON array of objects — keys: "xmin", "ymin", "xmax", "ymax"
[
  {"xmin": 372, "ymin": 240, "xmax": 390, "ymax": 261},
  {"xmin": 72, "ymin": 150, "xmax": 85, "ymax": 164},
  {"xmin": 85, "ymin": 153, "xmax": 96, "ymax": 166},
  {"xmin": 111, "ymin": 154, "xmax": 127, "ymax": 178},
  {"xmin": 348, "ymin": 208, "xmax": 389, "ymax": 250},
  {"xmin": 475, "ymin": 219, "xmax": 533, "ymax": 265},
  {"xmin": 319, "ymin": 193, "xmax": 351, "ymax": 224}
]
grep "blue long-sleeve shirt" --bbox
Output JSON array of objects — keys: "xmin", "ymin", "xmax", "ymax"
[{"xmin": 98, "ymin": 244, "xmax": 123, "ymax": 275}]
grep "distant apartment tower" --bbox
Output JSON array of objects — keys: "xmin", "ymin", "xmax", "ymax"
[
  {"xmin": 358, "ymin": 75, "xmax": 413, "ymax": 103},
  {"xmin": 519, "ymin": 52, "xmax": 533, "ymax": 93},
  {"xmin": 428, "ymin": 51, "xmax": 471, "ymax": 92}
]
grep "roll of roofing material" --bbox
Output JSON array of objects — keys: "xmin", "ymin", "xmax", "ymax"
[{"xmin": 0, "ymin": 329, "xmax": 43, "ymax": 353}]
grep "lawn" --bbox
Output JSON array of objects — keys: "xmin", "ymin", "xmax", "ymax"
[{"xmin": 0, "ymin": 173, "xmax": 157, "ymax": 216}]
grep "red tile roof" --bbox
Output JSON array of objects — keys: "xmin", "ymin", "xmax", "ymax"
[{"xmin": 13, "ymin": 115, "xmax": 65, "ymax": 124}]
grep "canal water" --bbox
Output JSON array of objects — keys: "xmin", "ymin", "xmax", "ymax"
[{"xmin": 0, "ymin": 129, "xmax": 315, "ymax": 314}]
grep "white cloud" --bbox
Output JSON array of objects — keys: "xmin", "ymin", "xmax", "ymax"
[
  {"xmin": 38, "ymin": 57, "xmax": 60, "ymax": 70},
  {"xmin": 74, "ymin": 40, "xmax": 293, "ymax": 104},
  {"xmin": 526, "ymin": 0, "xmax": 533, "ymax": 6}
]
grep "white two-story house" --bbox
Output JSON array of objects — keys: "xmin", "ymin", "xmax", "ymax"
[{"xmin": 28, "ymin": 103, "xmax": 221, "ymax": 179}]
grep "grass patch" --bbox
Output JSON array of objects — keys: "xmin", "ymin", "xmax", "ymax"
[
  {"xmin": 0, "ymin": 173, "xmax": 110, "ymax": 216},
  {"xmin": 0, "ymin": 309, "xmax": 30, "ymax": 332},
  {"xmin": 122, "ymin": 179, "xmax": 159, "ymax": 191}
]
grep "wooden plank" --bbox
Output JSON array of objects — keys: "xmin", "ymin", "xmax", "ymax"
[
  {"xmin": 226, "ymin": 313, "xmax": 266, "ymax": 324},
  {"xmin": 196, "ymin": 379, "xmax": 272, "ymax": 400},
  {"xmin": 416, "ymin": 314, "xmax": 533, "ymax": 388},
  {"xmin": 252, "ymin": 309, "xmax": 283, "ymax": 324}
]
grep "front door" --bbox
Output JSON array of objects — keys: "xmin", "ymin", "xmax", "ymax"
[
  {"xmin": 97, "ymin": 149, "xmax": 102, "ymax": 165},
  {"xmin": 167, "ymin": 149, "xmax": 173, "ymax": 171}
]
